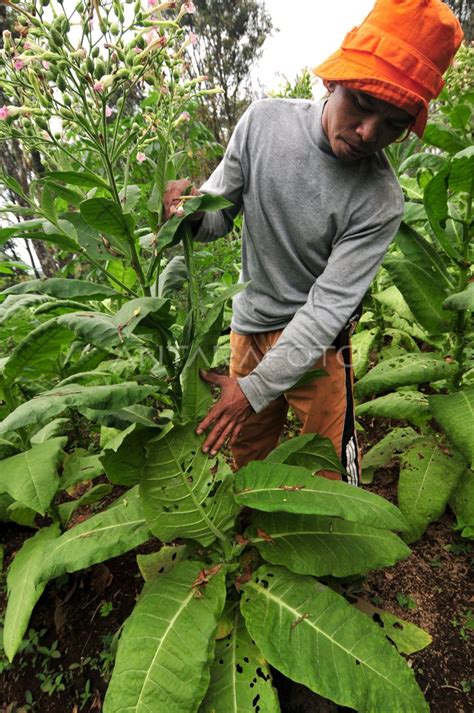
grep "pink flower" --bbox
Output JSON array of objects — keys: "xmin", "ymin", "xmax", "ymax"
[
  {"xmin": 13, "ymin": 58, "xmax": 25, "ymax": 71},
  {"xmin": 179, "ymin": 111, "xmax": 191, "ymax": 122},
  {"xmin": 148, "ymin": 0, "xmax": 158, "ymax": 5},
  {"xmin": 136, "ymin": 152, "xmax": 146, "ymax": 163},
  {"xmin": 93, "ymin": 81, "xmax": 105, "ymax": 93},
  {"xmin": 105, "ymin": 105, "xmax": 113, "ymax": 117},
  {"xmin": 134, "ymin": 46, "xmax": 142, "ymax": 54},
  {"xmin": 188, "ymin": 31, "xmax": 197, "ymax": 46},
  {"xmin": 184, "ymin": 1, "xmax": 196, "ymax": 13},
  {"xmin": 42, "ymin": 60, "xmax": 50, "ymax": 70},
  {"xmin": 0, "ymin": 106, "xmax": 10, "ymax": 120},
  {"xmin": 23, "ymin": 40, "xmax": 31, "ymax": 50}
]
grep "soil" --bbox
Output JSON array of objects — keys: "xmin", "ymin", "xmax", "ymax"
[{"xmin": 1, "ymin": 419, "xmax": 472, "ymax": 713}]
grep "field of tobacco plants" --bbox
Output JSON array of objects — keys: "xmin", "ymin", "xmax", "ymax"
[{"xmin": 0, "ymin": 1, "xmax": 472, "ymax": 712}]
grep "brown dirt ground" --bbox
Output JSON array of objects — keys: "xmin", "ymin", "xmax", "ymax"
[{"xmin": 1, "ymin": 418, "xmax": 473, "ymax": 713}]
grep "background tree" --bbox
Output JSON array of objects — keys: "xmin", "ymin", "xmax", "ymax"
[
  {"xmin": 184, "ymin": 0, "xmax": 273, "ymax": 145},
  {"xmin": 443, "ymin": 0, "xmax": 473, "ymax": 43}
]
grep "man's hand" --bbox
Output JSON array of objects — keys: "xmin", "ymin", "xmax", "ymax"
[
  {"xmin": 163, "ymin": 178, "xmax": 202, "ymax": 221},
  {"xmin": 196, "ymin": 370, "xmax": 253, "ymax": 455}
]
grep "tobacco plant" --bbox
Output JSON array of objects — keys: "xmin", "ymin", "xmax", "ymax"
[
  {"xmin": 0, "ymin": 2, "xmax": 436, "ymax": 711},
  {"xmin": 353, "ymin": 47, "xmax": 473, "ymax": 542}
]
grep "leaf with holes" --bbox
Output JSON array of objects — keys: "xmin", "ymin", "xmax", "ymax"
[
  {"xmin": 241, "ymin": 566, "xmax": 428, "ymax": 712},
  {"xmin": 354, "ymin": 353, "xmax": 457, "ymax": 398},
  {"xmin": 355, "ymin": 392, "xmax": 430, "ymax": 428},
  {"xmin": 352, "ymin": 598, "xmax": 432, "ymax": 655},
  {"xmin": 235, "ymin": 462, "xmax": 408, "ymax": 532},
  {"xmin": 361, "ymin": 427, "xmax": 421, "ymax": 484},
  {"xmin": 429, "ymin": 387, "xmax": 474, "ymax": 468},
  {"xmin": 200, "ymin": 608, "xmax": 280, "ymax": 713},
  {"xmin": 398, "ymin": 438, "xmax": 466, "ymax": 542},
  {"xmin": 247, "ymin": 512, "xmax": 410, "ymax": 577},
  {"xmin": 141, "ymin": 423, "xmax": 239, "ymax": 546},
  {"xmin": 136, "ymin": 545, "xmax": 189, "ymax": 582},
  {"xmin": 103, "ymin": 561, "xmax": 226, "ymax": 713}
]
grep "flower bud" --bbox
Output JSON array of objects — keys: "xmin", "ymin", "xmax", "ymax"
[
  {"xmin": 57, "ymin": 74, "xmax": 67, "ymax": 91},
  {"xmin": 94, "ymin": 59, "xmax": 107, "ymax": 78},
  {"xmin": 63, "ymin": 93, "xmax": 72, "ymax": 106},
  {"xmin": 86, "ymin": 57, "xmax": 95, "ymax": 74},
  {"xmin": 50, "ymin": 29, "xmax": 64, "ymax": 49},
  {"xmin": 92, "ymin": 47, "xmax": 100, "ymax": 58}
]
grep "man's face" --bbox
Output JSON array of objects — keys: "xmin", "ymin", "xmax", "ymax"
[{"xmin": 321, "ymin": 83, "xmax": 414, "ymax": 161}]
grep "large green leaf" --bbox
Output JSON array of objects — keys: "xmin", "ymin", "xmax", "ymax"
[
  {"xmin": 394, "ymin": 223, "xmax": 453, "ymax": 289},
  {"xmin": 201, "ymin": 608, "xmax": 280, "ymax": 713},
  {"xmin": 384, "ymin": 257, "xmax": 453, "ymax": 334},
  {"xmin": 0, "ymin": 383, "xmax": 155, "ymax": 434},
  {"xmin": 154, "ymin": 194, "xmax": 232, "ymax": 253},
  {"xmin": 141, "ymin": 423, "xmax": 239, "ymax": 546},
  {"xmin": 449, "ymin": 468, "xmax": 474, "ymax": 538},
  {"xmin": 443, "ymin": 283, "xmax": 474, "ymax": 311},
  {"xmin": 101, "ymin": 426, "xmax": 156, "ymax": 485},
  {"xmin": 351, "ymin": 328, "xmax": 379, "ymax": 380},
  {"xmin": 0, "ymin": 437, "xmax": 64, "ymax": 515},
  {"xmin": 80, "ymin": 198, "xmax": 135, "ymax": 258},
  {"xmin": 355, "ymin": 392, "xmax": 430, "ymax": 427},
  {"xmin": 247, "ymin": 512, "xmax": 410, "ymax": 577},
  {"xmin": 354, "ymin": 353, "xmax": 457, "ymax": 398},
  {"xmin": 2, "ymin": 318, "xmax": 75, "ymax": 384},
  {"xmin": 423, "ymin": 123, "xmax": 466, "ymax": 154},
  {"xmin": 265, "ymin": 433, "xmax": 346, "ymax": 475},
  {"xmin": 0, "ymin": 293, "xmax": 51, "ymax": 321},
  {"xmin": 62, "ymin": 211, "xmax": 111, "ymax": 261},
  {"xmin": 1, "ymin": 278, "xmax": 119, "ymax": 301},
  {"xmin": 398, "ymin": 438, "xmax": 465, "ymax": 542},
  {"xmin": 3, "ymin": 524, "xmax": 60, "ymax": 662},
  {"xmin": 353, "ymin": 598, "xmax": 432, "ymax": 655},
  {"xmin": 361, "ymin": 428, "xmax": 421, "ymax": 484},
  {"xmin": 235, "ymin": 462, "xmax": 408, "ymax": 532},
  {"xmin": 44, "ymin": 170, "xmax": 111, "ymax": 191},
  {"xmin": 241, "ymin": 566, "xmax": 428, "ymax": 712},
  {"xmin": 429, "ymin": 387, "xmax": 474, "ymax": 468},
  {"xmin": 157, "ymin": 255, "xmax": 187, "ymax": 297},
  {"xmin": 180, "ymin": 284, "xmax": 244, "ymax": 422},
  {"xmin": 35, "ymin": 486, "xmax": 152, "ymax": 585},
  {"xmin": 103, "ymin": 561, "xmax": 226, "ymax": 713}
]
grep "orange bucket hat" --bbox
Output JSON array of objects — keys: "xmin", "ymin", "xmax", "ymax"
[{"xmin": 313, "ymin": 0, "xmax": 464, "ymax": 137}]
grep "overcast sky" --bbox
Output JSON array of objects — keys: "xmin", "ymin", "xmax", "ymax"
[{"xmin": 253, "ymin": 0, "xmax": 374, "ymax": 95}]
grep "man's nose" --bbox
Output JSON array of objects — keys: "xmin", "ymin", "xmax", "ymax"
[{"xmin": 356, "ymin": 115, "xmax": 380, "ymax": 144}]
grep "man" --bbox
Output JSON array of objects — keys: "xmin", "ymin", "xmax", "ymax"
[{"xmin": 164, "ymin": 0, "xmax": 463, "ymax": 480}]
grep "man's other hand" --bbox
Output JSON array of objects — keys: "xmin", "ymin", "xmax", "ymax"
[
  {"xmin": 163, "ymin": 178, "xmax": 201, "ymax": 221},
  {"xmin": 196, "ymin": 370, "xmax": 253, "ymax": 455}
]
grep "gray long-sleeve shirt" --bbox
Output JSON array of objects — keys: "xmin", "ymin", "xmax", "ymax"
[{"xmin": 195, "ymin": 98, "xmax": 404, "ymax": 413}]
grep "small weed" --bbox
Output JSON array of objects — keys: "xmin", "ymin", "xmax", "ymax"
[
  {"xmin": 461, "ymin": 679, "xmax": 473, "ymax": 694},
  {"xmin": 79, "ymin": 679, "xmax": 93, "ymax": 710},
  {"xmin": 450, "ymin": 609, "xmax": 474, "ymax": 640},
  {"xmin": 429, "ymin": 558, "xmax": 443, "ymax": 568},
  {"xmin": 445, "ymin": 542, "xmax": 472, "ymax": 555},
  {"xmin": 371, "ymin": 595, "xmax": 383, "ymax": 607},
  {"xmin": 36, "ymin": 671, "xmax": 66, "ymax": 696},
  {"xmin": 396, "ymin": 593, "xmax": 417, "ymax": 610},
  {"xmin": 99, "ymin": 600, "xmax": 114, "ymax": 617}
]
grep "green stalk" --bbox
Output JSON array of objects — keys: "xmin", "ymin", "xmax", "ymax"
[
  {"xmin": 452, "ymin": 183, "xmax": 472, "ymax": 388},
  {"xmin": 182, "ymin": 222, "xmax": 199, "ymax": 347}
]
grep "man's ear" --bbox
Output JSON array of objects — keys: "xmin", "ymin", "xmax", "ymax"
[{"xmin": 326, "ymin": 81, "xmax": 337, "ymax": 94}]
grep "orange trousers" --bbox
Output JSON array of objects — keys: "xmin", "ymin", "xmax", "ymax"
[{"xmin": 229, "ymin": 329, "xmax": 360, "ymax": 484}]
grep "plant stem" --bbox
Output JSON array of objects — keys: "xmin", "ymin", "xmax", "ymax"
[
  {"xmin": 452, "ymin": 182, "xmax": 472, "ymax": 388},
  {"xmin": 182, "ymin": 223, "xmax": 199, "ymax": 346}
]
